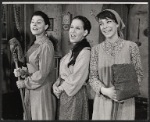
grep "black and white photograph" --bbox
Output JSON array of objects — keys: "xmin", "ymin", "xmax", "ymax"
[{"xmin": 0, "ymin": 1, "xmax": 149, "ymax": 121}]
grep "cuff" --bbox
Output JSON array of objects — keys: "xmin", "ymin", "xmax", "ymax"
[{"xmin": 58, "ymin": 85, "xmax": 64, "ymax": 92}]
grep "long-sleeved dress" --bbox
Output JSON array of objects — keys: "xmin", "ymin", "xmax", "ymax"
[
  {"xmin": 24, "ymin": 36, "xmax": 56, "ymax": 120},
  {"xmin": 89, "ymin": 39, "xmax": 143, "ymax": 120},
  {"xmin": 56, "ymin": 47, "xmax": 90, "ymax": 120}
]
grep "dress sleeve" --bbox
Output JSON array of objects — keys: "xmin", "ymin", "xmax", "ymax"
[
  {"xmin": 130, "ymin": 42, "xmax": 144, "ymax": 86},
  {"xmin": 24, "ymin": 42, "xmax": 54, "ymax": 89},
  {"xmin": 60, "ymin": 49, "xmax": 90, "ymax": 96},
  {"xmin": 54, "ymin": 77, "xmax": 61, "ymax": 86},
  {"xmin": 89, "ymin": 45, "xmax": 105, "ymax": 94}
]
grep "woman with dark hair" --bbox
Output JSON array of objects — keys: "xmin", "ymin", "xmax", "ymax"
[
  {"xmin": 89, "ymin": 9, "xmax": 143, "ymax": 120},
  {"xmin": 14, "ymin": 11, "xmax": 56, "ymax": 120},
  {"xmin": 53, "ymin": 15, "xmax": 91, "ymax": 120}
]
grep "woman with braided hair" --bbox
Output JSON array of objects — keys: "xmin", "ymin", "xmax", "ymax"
[{"xmin": 53, "ymin": 15, "xmax": 91, "ymax": 120}]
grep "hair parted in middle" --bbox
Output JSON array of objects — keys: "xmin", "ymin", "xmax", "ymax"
[{"xmin": 72, "ymin": 15, "xmax": 92, "ymax": 35}]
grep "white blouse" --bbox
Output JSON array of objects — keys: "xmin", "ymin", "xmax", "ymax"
[{"xmin": 59, "ymin": 47, "xmax": 91, "ymax": 96}]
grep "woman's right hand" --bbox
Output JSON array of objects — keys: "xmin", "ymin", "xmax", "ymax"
[
  {"xmin": 16, "ymin": 80, "xmax": 25, "ymax": 89},
  {"xmin": 101, "ymin": 86, "xmax": 117, "ymax": 100}
]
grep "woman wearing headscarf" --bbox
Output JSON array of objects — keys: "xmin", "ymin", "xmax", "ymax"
[{"xmin": 89, "ymin": 9, "xmax": 143, "ymax": 120}]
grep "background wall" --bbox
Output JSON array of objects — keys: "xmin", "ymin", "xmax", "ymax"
[{"xmin": 128, "ymin": 4, "xmax": 148, "ymax": 98}]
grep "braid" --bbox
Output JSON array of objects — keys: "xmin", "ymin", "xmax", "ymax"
[{"xmin": 68, "ymin": 38, "xmax": 90, "ymax": 67}]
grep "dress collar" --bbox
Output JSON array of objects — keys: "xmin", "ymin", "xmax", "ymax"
[
  {"xmin": 104, "ymin": 37, "xmax": 123, "ymax": 47},
  {"xmin": 102, "ymin": 38, "xmax": 124, "ymax": 57},
  {"xmin": 34, "ymin": 35, "xmax": 48, "ymax": 44}
]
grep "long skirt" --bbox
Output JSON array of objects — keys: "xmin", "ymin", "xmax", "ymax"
[{"xmin": 58, "ymin": 86, "xmax": 89, "ymax": 120}]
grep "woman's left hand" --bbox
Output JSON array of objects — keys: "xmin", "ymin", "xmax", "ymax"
[
  {"xmin": 16, "ymin": 80, "xmax": 25, "ymax": 89},
  {"xmin": 53, "ymin": 84, "xmax": 62, "ymax": 99}
]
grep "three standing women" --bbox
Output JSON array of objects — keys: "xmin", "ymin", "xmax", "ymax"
[
  {"xmin": 89, "ymin": 9, "xmax": 143, "ymax": 120},
  {"xmin": 14, "ymin": 9, "xmax": 144, "ymax": 120}
]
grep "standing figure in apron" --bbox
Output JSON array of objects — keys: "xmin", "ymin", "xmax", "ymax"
[
  {"xmin": 89, "ymin": 9, "xmax": 143, "ymax": 120},
  {"xmin": 53, "ymin": 15, "xmax": 91, "ymax": 120}
]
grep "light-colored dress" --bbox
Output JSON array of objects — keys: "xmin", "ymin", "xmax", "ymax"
[
  {"xmin": 89, "ymin": 39, "xmax": 143, "ymax": 120},
  {"xmin": 56, "ymin": 47, "xmax": 90, "ymax": 120},
  {"xmin": 24, "ymin": 36, "xmax": 56, "ymax": 120}
]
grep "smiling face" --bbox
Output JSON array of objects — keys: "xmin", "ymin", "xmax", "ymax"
[
  {"xmin": 69, "ymin": 19, "xmax": 88, "ymax": 44},
  {"xmin": 99, "ymin": 17, "xmax": 119, "ymax": 39},
  {"xmin": 30, "ymin": 15, "xmax": 48, "ymax": 36}
]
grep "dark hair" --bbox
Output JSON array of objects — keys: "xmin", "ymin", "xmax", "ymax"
[
  {"xmin": 96, "ymin": 10, "xmax": 124, "ymax": 38},
  {"xmin": 96, "ymin": 10, "xmax": 118, "ymax": 24},
  {"xmin": 72, "ymin": 15, "xmax": 91, "ymax": 35},
  {"xmin": 67, "ymin": 16, "xmax": 91, "ymax": 67},
  {"xmin": 68, "ymin": 38, "xmax": 91, "ymax": 67},
  {"xmin": 31, "ymin": 11, "xmax": 50, "ymax": 31}
]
